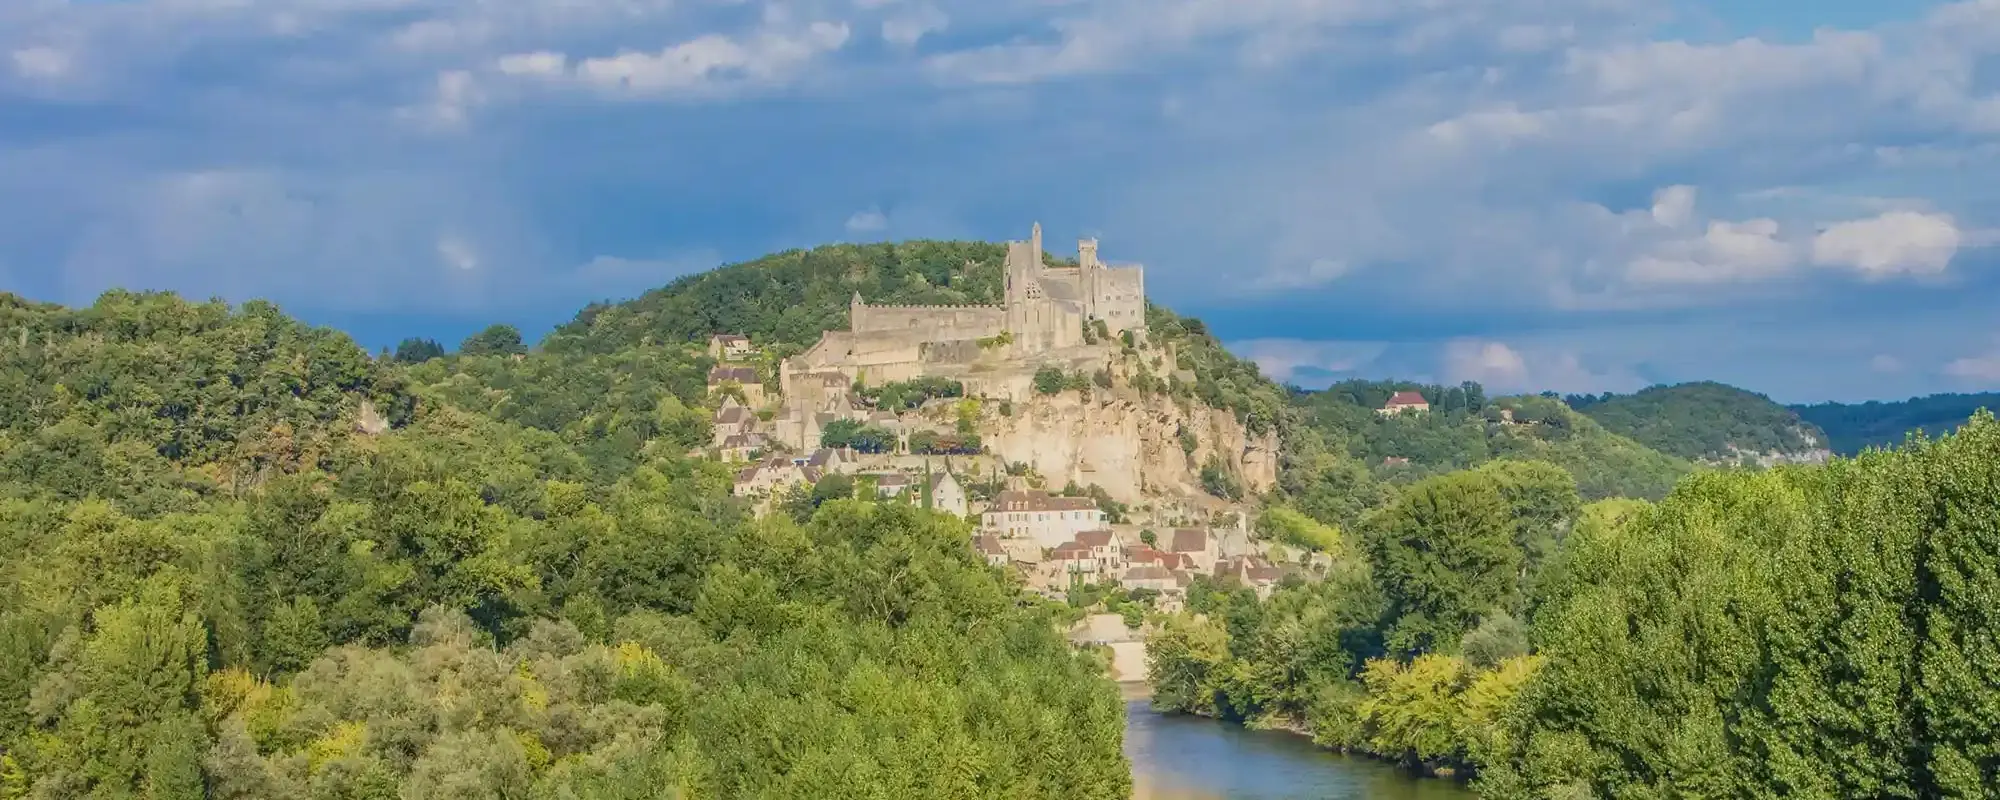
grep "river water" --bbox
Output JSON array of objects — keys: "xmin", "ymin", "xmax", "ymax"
[{"xmin": 1124, "ymin": 693, "xmax": 1475, "ymax": 800}]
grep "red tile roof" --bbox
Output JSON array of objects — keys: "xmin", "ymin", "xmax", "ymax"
[
  {"xmin": 1384, "ymin": 391, "xmax": 1429, "ymax": 408},
  {"xmin": 1075, "ymin": 530, "xmax": 1115, "ymax": 548}
]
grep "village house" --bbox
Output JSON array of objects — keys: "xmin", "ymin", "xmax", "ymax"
[
  {"xmin": 708, "ymin": 334, "xmax": 755, "ymax": 361},
  {"xmin": 717, "ymin": 434, "xmax": 763, "ymax": 462},
  {"xmin": 926, "ymin": 470, "xmax": 968, "ymax": 517},
  {"xmin": 1216, "ymin": 556, "xmax": 1288, "ymax": 599},
  {"xmin": 982, "ymin": 490, "xmax": 1106, "ymax": 548},
  {"xmin": 1378, "ymin": 390, "xmax": 1430, "ymax": 416},
  {"xmin": 1124, "ymin": 545, "xmax": 1195, "ymax": 572},
  {"xmin": 863, "ymin": 472, "xmax": 913, "ymax": 498},
  {"xmin": 707, "ymin": 365, "xmax": 766, "ymax": 405},
  {"xmin": 1118, "ymin": 564, "xmax": 1179, "ymax": 594},
  {"xmin": 732, "ymin": 456, "xmax": 821, "ymax": 498},
  {"xmin": 712, "ymin": 404, "xmax": 754, "ymax": 446},
  {"xmin": 1074, "ymin": 530, "xmax": 1126, "ymax": 572},
  {"xmin": 1049, "ymin": 541, "xmax": 1102, "ymax": 576},
  {"xmin": 804, "ymin": 447, "xmax": 856, "ymax": 476},
  {"xmin": 1166, "ymin": 529, "xmax": 1221, "ymax": 573},
  {"xmin": 974, "ymin": 535, "xmax": 1010, "ymax": 568}
]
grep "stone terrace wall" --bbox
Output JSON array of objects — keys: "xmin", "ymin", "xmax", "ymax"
[{"xmin": 851, "ymin": 304, "xmax": 1006, "ymax": 343}]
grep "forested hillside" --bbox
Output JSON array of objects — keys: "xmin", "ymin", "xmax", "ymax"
[
  {"xmin": 545, "ymin": 241, "xmax": 1008, "ymax": 355},
  {"xmin": 0, "ymin": 290, "xmax": 1129, "ymax": 798},
  {"xmin": 1792, "ymin": 391, "xmax": 2000, "ymax": 454},
  {"xmin": 1289, "ymin": 380, "xmax": 1694, "ymax": 504},
  {"xmin": 1153, "ymin": 411, "xmax": 2000, "ymax": 798},
  {"xmin": 1563, "ymin": 381, "xmax": 1827, "ymax": 462}
]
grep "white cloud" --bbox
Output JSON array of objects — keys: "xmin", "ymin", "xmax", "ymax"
[
  {"xmin": 882, "ymin": 5, "xmax": 949, "ymax": 48},
  {"xmin": 1230, "ymin": 338, "xmax": 1390, "ymax": 386},
  {"xmin": 845, "ymin": 208, "xmax": 888, "ymax": 232},
  {"xmin": 566, "ymin": 23, "xmax": 851, "ymax": 96},
  {"xmin": 1811, "ymin": 211, "xmax": 1961, "ymax": 278},
  {"xmin": 437, "ymin": 235, "xmax": 478, "ymax": 270},
  {"xmin": 1870, "ymin": 354, "xmax": 1904, "ymax": 373},
  {"xmin": 1249, "ymin": 258, "xmax": 1348, "ymax": 292},
  {"xmin": 496, "ymin": 51, "xmax": 567, "ymax": 78},
  {"xmin": 1944, "ymin": 344, "xmax": 2000, "ymax": 384},
  {"xmin": 10, "ymin": 46, "xmax": 70, "ymax": 79},
  {"xmin": 1443, "ymin": 340, "xmax": 1530, "ymax": 388}
]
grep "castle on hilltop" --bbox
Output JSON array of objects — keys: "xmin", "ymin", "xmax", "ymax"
[
  {"xmin": 772, "ymin": 224, "xmax": 1147, "ymax": 448},
  {"xmin": 841, "ymin": 223, "xmax": 1145, "ymax": 355}
]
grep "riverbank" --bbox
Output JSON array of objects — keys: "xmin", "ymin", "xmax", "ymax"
[
  {"xmin": 1123, "ymin": 680, "xmax": 1472, "ymax": 786},
  {"xmin": 1124, "ymin": 695, "xmax": 1474, "ymax": 800}
]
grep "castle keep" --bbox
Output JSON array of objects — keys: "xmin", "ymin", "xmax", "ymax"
[{"xmin": 774, "ymin": 224, "xmax": 1147, "ymax": 449}]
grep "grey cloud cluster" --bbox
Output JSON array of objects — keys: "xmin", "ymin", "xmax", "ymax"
[{"xmin": 0, "ymin": 0, "xmax": 1996, "ymax": 399}]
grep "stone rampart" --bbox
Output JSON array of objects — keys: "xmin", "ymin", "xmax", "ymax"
[{"xmin": 850, "ymin": 303, "xmax": 1006, "ymax": 343}]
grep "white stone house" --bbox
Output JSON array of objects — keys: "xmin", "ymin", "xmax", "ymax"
[
  {"xmin": 1049, "ymin": 542, "xmax": 1101, "ymax": 575},
  {"xmin": 926, "ymin": 470, "xmax": 969, "ymax": 517},
  {"xmin": 982, "ymin": 491, "xmax": 1106, "ymax": 548}
]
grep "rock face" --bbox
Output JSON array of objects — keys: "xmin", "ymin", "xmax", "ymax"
[
  {"xmin": 977, "ymin": 388, "xmax": 1278, "ymax": 506},
  {"xmin": 1704, "ymin": 426, "xmax": 1835, "ymax": 468}
]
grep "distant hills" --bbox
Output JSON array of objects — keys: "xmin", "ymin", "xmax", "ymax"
[
  {"xmin": 1791, "ymin": 392, "xmax": 2000, "ymax": 455},
  {"xmin": 1564, "ymin": 382, "xmax": 1829, "ymax": 464}
]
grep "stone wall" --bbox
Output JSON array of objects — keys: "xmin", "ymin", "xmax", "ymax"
[
  {"xmin": 850, "ymin": 304, "xmax": 1005, "ymax": 343},
  {"xmin": 1092, "ymin": 268, "xmax": 1145, "ymax": 334}
]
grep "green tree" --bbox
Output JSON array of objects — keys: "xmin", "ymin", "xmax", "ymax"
[
  {"xmin": 460, "ymin": 324, "xmax": 527, "ymax": 357},
  {"xmin": 393, "ymin": 337, "xmax": 446, "ymax": 363},
  {"xmin": 1364, "ymin": 470, "xmax": 1520, "ymax": 656}
]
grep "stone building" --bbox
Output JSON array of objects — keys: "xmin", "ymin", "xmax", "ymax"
[
  {"xmin": 926, "ymin": 470, "xmax": 969, "ymax": 517},
  {"xmin": 982, "ymin": 490, "xmax": 1106, "ymax": 548},
  {"xmin": 777, "ymin": 224, "xmax": 1146, "ymax": 427},
  {"xmin": 708, "ymin": 334, "xmax": 754, "ymax": 361}
]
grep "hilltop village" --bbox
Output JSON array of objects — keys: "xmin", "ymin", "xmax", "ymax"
[{"xmin": 698, "ymin": 225, "xmax": 1297, "ymax": 603}]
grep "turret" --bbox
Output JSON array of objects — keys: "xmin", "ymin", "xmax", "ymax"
[
  {"xmin": 1031, "ymin": 222, "xmax": 1043, "ymax": 266},
  {"xmin": 1079, "ymin": 238, "xmax": 1099, "ymax": 270}
]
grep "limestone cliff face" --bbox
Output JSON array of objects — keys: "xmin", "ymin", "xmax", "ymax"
[
  {"xmin": 976, "ymin": 389, "xmax": 1278, "ymax": 507},
  {"xmin": 1702, "ymin": 426, "xmax": 1835, "ymax": 468}
]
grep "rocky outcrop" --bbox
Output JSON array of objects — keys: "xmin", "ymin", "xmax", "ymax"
[
  {"xmin": 976, "ymin": 388, "xmax": 1278, "ymax": 506},
  {"xmin": 1704, "ymin": 426, "xmax": 1835, "ymax": 468}
]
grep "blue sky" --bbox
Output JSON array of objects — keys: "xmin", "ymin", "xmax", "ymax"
[{"xmin": 3, "ymin": 0, "xmax": 1998, "ymax": 403}]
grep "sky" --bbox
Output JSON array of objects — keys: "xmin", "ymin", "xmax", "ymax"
[{"xmin": 2, "ymin": 0, "xmax": 1998, "ymax": 404}]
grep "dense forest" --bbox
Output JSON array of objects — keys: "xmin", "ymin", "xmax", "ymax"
[
  {"xmin": 1792, "ymin": 391, "xmax": 2000, "ymax": 454},
  {"xmin": 1151, "ymin": 405, "xmax": 2000, "ymax": 797},
  {"xmin": 1286, "ymin": 380, "xmax": 1693, "ymax": 505},
  {"xmin": 1564, "ymin": 381, "xmax": 1827, "ymax": 462},
  {"xmin": 0, "ymin": 290, "xmax": 1129, "ymax": 798}
]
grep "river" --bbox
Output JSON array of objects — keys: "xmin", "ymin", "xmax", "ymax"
[{"xmin": 1124, "ymin": 690, "xmax": 1474, "ymax": 800}]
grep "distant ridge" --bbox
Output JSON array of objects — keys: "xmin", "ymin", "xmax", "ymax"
[{"xmin": 1791, "ymin": 392, "xmax": 2000, "ymax": 454}]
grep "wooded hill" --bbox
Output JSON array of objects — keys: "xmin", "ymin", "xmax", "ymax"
[
  {"xmin": 0, "ymin": 289, "xmax": 1130, "ymax": 798},
  {"xmin": 1792, "ymin": 391, "xmax": 2000, "ymax": 454},
  {"xmin": 1562, "ymin": 381, "xmax": 1828, "ymax": 462}
]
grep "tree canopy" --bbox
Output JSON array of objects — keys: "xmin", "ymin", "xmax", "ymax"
[
  {"xmin": 1566, "ymin": 381, "xmax": 1827, "ymax": 462},
  {"xmin": 0, "ymin": 289, "xmax": 1130, "ymax": 798}
]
